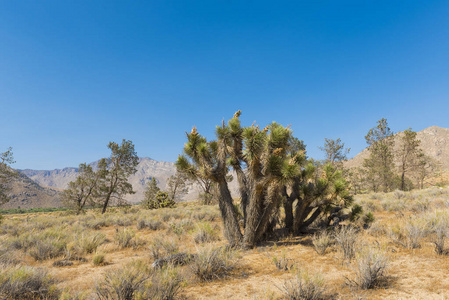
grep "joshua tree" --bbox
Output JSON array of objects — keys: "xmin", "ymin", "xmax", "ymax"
[{"xmin": 177, "ymin": 111, "xmax": 352, "ymax": 248}]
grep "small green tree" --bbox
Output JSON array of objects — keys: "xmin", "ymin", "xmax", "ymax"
[
  {"xmin": 397, "ymin": 128, "xmax": 423, "ymax": 190},
  {"xmin": 97, "ymin": 140, "xmax": 139, "ymax": 214},
  {"xmin": 142, "ymin": 178, "xmax": 160, "ymax": 208},
  {"xmin": 62, "ymin": 163, "xmax": 101, "ymax": 213},
  {"xmin": 319, "ymin": 138, "xmax": 350, "ymax": 168},
  {"xmin": 0, "ymin": 147, "xmax": 17, "ymax": 205},
  {"xmin": 167, "ymin": 172, "xmax": 189, "ymax": 202},
  {"xmin": 363, "ymin": 118, "xmax": 395, "ymax": 192}
]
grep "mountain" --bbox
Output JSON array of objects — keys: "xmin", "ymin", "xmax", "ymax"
[
  {"xmin": 1, "ymin": 171, "xmax": 61, "ymax": 209},
  {"xmin": 20, "ymin": 157, "xmax": 177, "ymax": 204},
  {"xmin": 345, "ymin": 125, "xmax": 449, "ymax": 172}
]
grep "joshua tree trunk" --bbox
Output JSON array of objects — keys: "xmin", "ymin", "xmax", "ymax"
[
  {"xmin": 243, "ymin": 183, "xmax": 265, "ymax": 248},
  {"xmin": 255, "ymin": 184, "xmax": 282, "ymax": 242},
  {"xmin": 217, "ymin": 180, "xmax": 242, "ymax": 246},
  {"xmin": 234, "ymin": 167, "xmax": 249, "ymax": 226}
]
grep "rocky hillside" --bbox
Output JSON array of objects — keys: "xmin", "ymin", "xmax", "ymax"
[
  {"xmin": 345, "ymin": 126, "xmax": 449, "ymax": 171},
  {"xmin": 1, "ymin": 172, "xmax": 61, "ymax": 209}
]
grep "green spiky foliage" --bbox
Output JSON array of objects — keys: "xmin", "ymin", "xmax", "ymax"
[
  {"xmin": 145, "ymin": 191, "xmax": 175, "ymax": 209},
  {"xmin": 177, "ymin": 112, "xmax": 353, "ymax": 248}
]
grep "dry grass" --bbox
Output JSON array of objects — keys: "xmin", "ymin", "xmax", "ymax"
[
  {"xmin": 279, "ymin": 270, "xmax": 326, "ymax": 300},
  {"xmin": 1, "ymin": 189, "xmax": 449, "ymax": 299}
]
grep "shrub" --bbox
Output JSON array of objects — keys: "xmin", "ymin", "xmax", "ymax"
[
  {"xmin": 84, "ymin": 218, "xmax": 109, "ymax": 230},
  {"xmin": 426, "ymin": 210, "xmax": 449, "ymax": 255},
  {"xmin": 273, "ymin": 253, "xmax": 295, "ymax": 271},
  {"xmin": 146, "ymin": 191, "xmax": 176, "ymax": 210},
  {"xmin": 137, "ymin": 218, "xmax": 163, "ymax": 231},
  {"xmin": 411, "ymin": 199, "xmax": 431, "ymax": 213},
  {"xmin": 95, "ymin": 261, "xmax": 183, "ymax": 300},
  {"xmin": 190, "ymin": 246, "xmax": 236, "ymax": 281},
  {"xmin": 404, "ymin": 217, "xmax": 427, "ymax": 249},
  {"xmin": 280, "ymin": 270, "xmax": 326, "ymax": 300},
  {"xmin": 193, "ymin": 222, "xmax": 219, "ymax": 244},
  {"xmin": 350, "ymin": 204, "xmax": 364, "ymax": 222},
  {"xmin": 335, "ymin": 226, "xmax": 358, "ymax": 260},
  {"xmin": 114, "ymin": 228, "xmax": 136, "ymax": 248},
  {"xmin": 77, "ymin": 232, "xmax": 106, "ymax": 254},
  {"xmin": 95, "ymin": 261, "xmax": 149, "ymax": 300},
  {"xmin": 28, "ymin": 239, "xmax": 66, "ymax": 261},
  {"xmin": 349, "ymin": 247, "xmax": 389, "ymax": 290},
  {"xmin": 312, "ymin": 231, "xmax": 334, "ymax": 255},
  {"xmin": 0, "ymin": 247, "xmax": 21, "ymax": 266},
  {"xmin": 0, "ymin": 265, "xmax": 59, "ymax": 299},
  {"xmin": 145, "ymin": 266, "xmax": 184, "ymax": 300},
  {"xmin": 393, "ymin": 190, "xmax": 406, "ymax": 200},
  {"xmin": 93, "ymin": 252, "xmax": 106, "ymax": 266},
  {"xmin": 168, "ymin": 219, "xmax": 194, "ymax": 236},
  {"xmin": 362, "ymin": 212, "xmax": 375, "ymax": 227},
  {"xmin": 149, "ymin": 238, "xmax": 179, "ymax": 261}
]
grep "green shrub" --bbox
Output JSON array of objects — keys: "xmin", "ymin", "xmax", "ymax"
[
  {"xmin": 114, "ymin": 228, "xmax": 136, "ymax": 249},
  {"xmin": 137, "ymin": 218, "xmax": 164, "ymax": 231},
  {"xmin": 144, "ymin": 266, "xmax": 183, "ymax": 300},
  {"xmin": 78, "ymin": 232, "xmax": 106, "ymax": 254},
  {"xmin": 0, "ymin": 265, "xmax": 60, "ymax": 299},
  {"xmin": 95, "ymin": 260, "xmax": 184, "ymax": 300},
  {"xmin": 190, "ymin": 246, "xmax": 236, "ymax": 281},
  {"xmin": 193, "ymin": 222, "xmax": 219, "ymax": 244},
  {"xmin": 149, "ymin": 238, "xmax": 179, "ymax": 260},
  {"xmin": 95, "ymin": 261, "xmax": 149, "ymax": 300},
  {"xmin": 93, "ymin": 252, "xmax": 106, "ymax": 266},
  {"xmin": 145, "ymin": 191, "xmax": 176, "ymax": 210},
  {"xmin": 28, "ymin": 239, "xmax": 66, "ymax": 261},
  {"xmin": 350, "ymin": 204, "xmax": 364, "ymax": 222}
]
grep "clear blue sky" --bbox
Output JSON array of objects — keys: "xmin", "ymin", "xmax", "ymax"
[{"xmin": 1, "ymin": 1, "xmax": 449, "ymax": 170}]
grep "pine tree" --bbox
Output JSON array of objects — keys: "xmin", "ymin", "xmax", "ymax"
[
  {"xmin": 319, "ymin": 138, "xmax": 350, "ymax": 168},
  {"xmin": 363, "ymin": 118, "xmax": 395, "ymax": 192},
  {"xmin": 62, "ymin": 163, "xmax": 101, "ymax": 213},
  {"xmin": 397, "ymin": 128, "xmax": 423, "ymax": 190},
  {"xmin": 97, "ymin": 140, "xmax": 139, "ymax": 214},
  {"xmin": 0, "ymin": 147, "xmax": 16, "ymax": 205}
]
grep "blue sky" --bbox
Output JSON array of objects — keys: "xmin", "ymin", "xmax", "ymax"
[{"xmin": 1, "ymin": 1, "xmax": 449, "ymax": 169}]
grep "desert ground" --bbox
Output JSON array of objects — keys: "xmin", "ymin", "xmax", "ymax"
[{"xmin": 2, "ymin": 187, "xmax": 449, "ymax": 299}]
